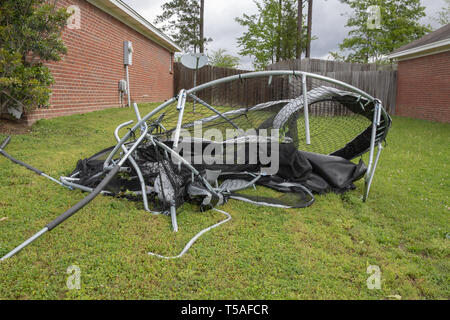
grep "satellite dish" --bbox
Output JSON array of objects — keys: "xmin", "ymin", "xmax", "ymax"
[{"xmin": 180, "ymin": 53, "xmax": 208, "ymax": 70}]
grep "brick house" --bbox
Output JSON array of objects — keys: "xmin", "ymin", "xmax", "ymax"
[
  {"xmin": 23, "ymin": 0, "xmax": 181, "ymax": 124},
  {"xmin": 388, "ymin": 24, "xmax": 450, "ymax": 123}
]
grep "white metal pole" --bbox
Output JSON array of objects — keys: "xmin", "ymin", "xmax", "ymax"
[
  {"xmin": 302, "ymin": 74, "xmax": 311, "ymax": 145},
  {"xmin": 125, "ymin": 65, "xmax": 131, "ymax": 107},
  {"xmin": 366, "ymin": 101, "xmax": 381, "ymax": 177},
  {"xmin": 170, "ymin": 202, "xmax": 178, "ymax": 232},
  {"xmin": 173, "ymin": 90, "xmax": 187, "ymax": 149},
  {"xmin": 193, "ymin": 57, "xmax": 200, "ymax": 113},
  {"xmin": 1, "ymin": 228, "xmax": 48, "ymax": 261},
  {"xmin": 364, "ymin": 142, "xmax": 383, "ymax": 202}
]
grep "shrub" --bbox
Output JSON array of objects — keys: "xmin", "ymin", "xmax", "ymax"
[{"xmin": 0, "ymin": 0, "xmax": 70, "ymax": 118}]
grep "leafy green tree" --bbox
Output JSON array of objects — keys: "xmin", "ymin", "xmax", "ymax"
[
  {"xmin": 280, "ymin": 0, "xmax": 301, "ymax": 60},
  {"xmin": 155, "ymin": 0, "xmax": 211, "ymax": 53},
  {"xmin": 236, "ymin": 0, "xmax": 311, "ymax": 70},
  {"xmin": 331, "ymin": 0, "xmax": 430, "ymax": 63},
  {"xmin": 0, "ymin": 0, "xmax": 70, "ymax": 118},
  {"xmin": 207, "ymin": 49, "xmax": 240, "ymax": 68},
  {"xmin": 433, "ymin": 0, "xmax": 450, "ymax": 27}
]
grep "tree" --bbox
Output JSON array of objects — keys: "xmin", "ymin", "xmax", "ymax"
[
  {"xmin": 296, "ymin": 0, "xmax": 313, "ymax": 59},
  {"xmin": 207, "ymin": 49, "xmax": 240, "ymax": 68},
  {"xmin": 236, "ymin": 0, "xmax": 311, "ymax": 70},
  {"xmin": 331, "ymin": 0, "xmax": 431, "ymax": 63},
  {"xmin": 155, "ymin": 0, "xmax": 211, "ymax": 53},
  {"xmin": 199, "ymin": 0, "xmax": 205, "ymax": 53},
  {"xmin": 433, "ymin": 0, "xmax": 450, "ymax": 27},
  {"xmin": 296, "ymin": 0, "xmax": 303, "ymax": 59},
  {"xmin": 0, "ymin": 0, "xmax": 70, "ymax": 118},
  {"xmin": 305, "ymin": 0, "xmax": 313, "ymax": 58}
]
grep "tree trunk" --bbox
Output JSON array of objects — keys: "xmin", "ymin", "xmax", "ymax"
[
  {"xmin": 200, "ymin": 0, "xmax": 204, "ymax": 53},
  {"xmin": 306, "ymin": 0, "xmax": 313, "ymax": 58},
  {"xmin": 276, "ymin": 0, "xmax": 282, "ymax": 62},
  {"xmin": 296, "ymin": 0, "xmax": 303, "ymax": 59}
]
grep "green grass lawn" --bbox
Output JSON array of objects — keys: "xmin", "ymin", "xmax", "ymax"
[{"xmin": 0, "ymin": 104, "xmax": 448, "ymax": 300}]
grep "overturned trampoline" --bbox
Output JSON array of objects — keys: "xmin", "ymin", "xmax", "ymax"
[{"xmin": 0, "ymin": 70, "xmax": 391, "ymax": 260}]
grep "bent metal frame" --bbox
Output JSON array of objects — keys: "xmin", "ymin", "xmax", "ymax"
[{"xmin": 0, "ymin": 70, "xmax": 391, "ymax": 261}]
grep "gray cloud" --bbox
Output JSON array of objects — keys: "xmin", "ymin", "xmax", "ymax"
[
  {"xmin": 124, "ymin": 0, "xmax": 447, "ymax": 69},
  {"xmin": 313, "ymin": 0, "xmax": 446, "ymax": 58}
]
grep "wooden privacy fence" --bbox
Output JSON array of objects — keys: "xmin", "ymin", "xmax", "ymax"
[
  {"xmin": 174, "ymin": 58, "xmax": 397, "ymax": 114},
  {"xmin": 174, "ymin": 63, "xmax": 250, "ymax": 94},
  {"xmin": 174, "ymin": 63, "xmax": 295, "ymax": 109},
  {"xmin": 268, "ymin": 59, "xmax": 397, "ymax": 114},
  {"xmin": 267, "ymin": 58, "xmax": 397, "ymax": 72}
]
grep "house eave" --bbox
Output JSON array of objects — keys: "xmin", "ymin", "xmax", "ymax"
[
  {"xmin": 86, "ymin": 0, "xmax": 181, "ymax": 53},
  {"xmin": 388, "ymin": 38, "xmax": 450, "ymax": 61}
]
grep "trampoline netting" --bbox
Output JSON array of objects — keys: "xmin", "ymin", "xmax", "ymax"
[{"xmin": 62, "ymin": 71, "xmax": 391, "ymax": 223}]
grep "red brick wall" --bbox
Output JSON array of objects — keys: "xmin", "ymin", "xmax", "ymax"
[
  {"xmin": 23, "ymin": 0, "xmax": 175, "ymax": 124},
  {"xmin": 396, "ymin": 51, "xmax": 450, "ymax": 123}
]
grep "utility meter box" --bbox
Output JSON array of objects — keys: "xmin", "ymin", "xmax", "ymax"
[
  {"xmin": 118, "ymin": 79, "xmax": 127, "ymax": 94},
  {"xmin": 124, "ymin": 41, "xmax": 133, "ymax": 66}
]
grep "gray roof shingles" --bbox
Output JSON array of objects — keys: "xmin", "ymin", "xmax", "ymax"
[{"xmin": 391, "ymin": 23, "xmax": 450, "ymax": 54}]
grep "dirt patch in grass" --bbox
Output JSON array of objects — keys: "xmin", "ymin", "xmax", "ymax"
[{"xmin": 0, "ymin": 119, "xmax": 32, "ymax": 135}]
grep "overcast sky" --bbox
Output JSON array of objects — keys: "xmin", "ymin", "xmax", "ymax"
[{"xmin": 124, "ymin": 0, "xmax": 447, "ymax": 69}]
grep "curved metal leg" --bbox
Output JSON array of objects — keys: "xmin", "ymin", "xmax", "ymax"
[
  {"xmin": 113, "ymin": 121, "xmax": 157, "ymax": 214},
  {"xmin": 363, "ymin": 142, "xmax": 383, "ymax": 202},
  {"xmin": 0, "ymin": 136, "xmax": 69, "ymax": 189},
  {"xmin": 170, "ymin": 202, "xmax": 178, "ymax": 232}
]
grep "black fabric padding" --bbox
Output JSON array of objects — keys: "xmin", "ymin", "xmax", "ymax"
[
  {"xmin": 276, "ymin": 143, "xmax": 312, "ymax": 182},
  {"xmin": 301, "ymin": 151, "xmax": 367, "ymax": 191},
  {"xmin": 301, "ymin": 151, "xmax": 360, "ymax": 188},
  {"xmin": 72, "ymin": 141, "xmax": 366, "ymax": 196},
  {"xmin": 175, "ymin": 141, "xmax": 312, "ymax": 184},
  {"xmin": 46, "ymin": 165, "xmax": 121, "ymax": 231},
  {"xmin": 70, "ymin": 140, "xmax": 367, "ymax": 211},
  {"xmin": 305, "ymin": 173, "xmax": 332, "ymax": 194}
]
